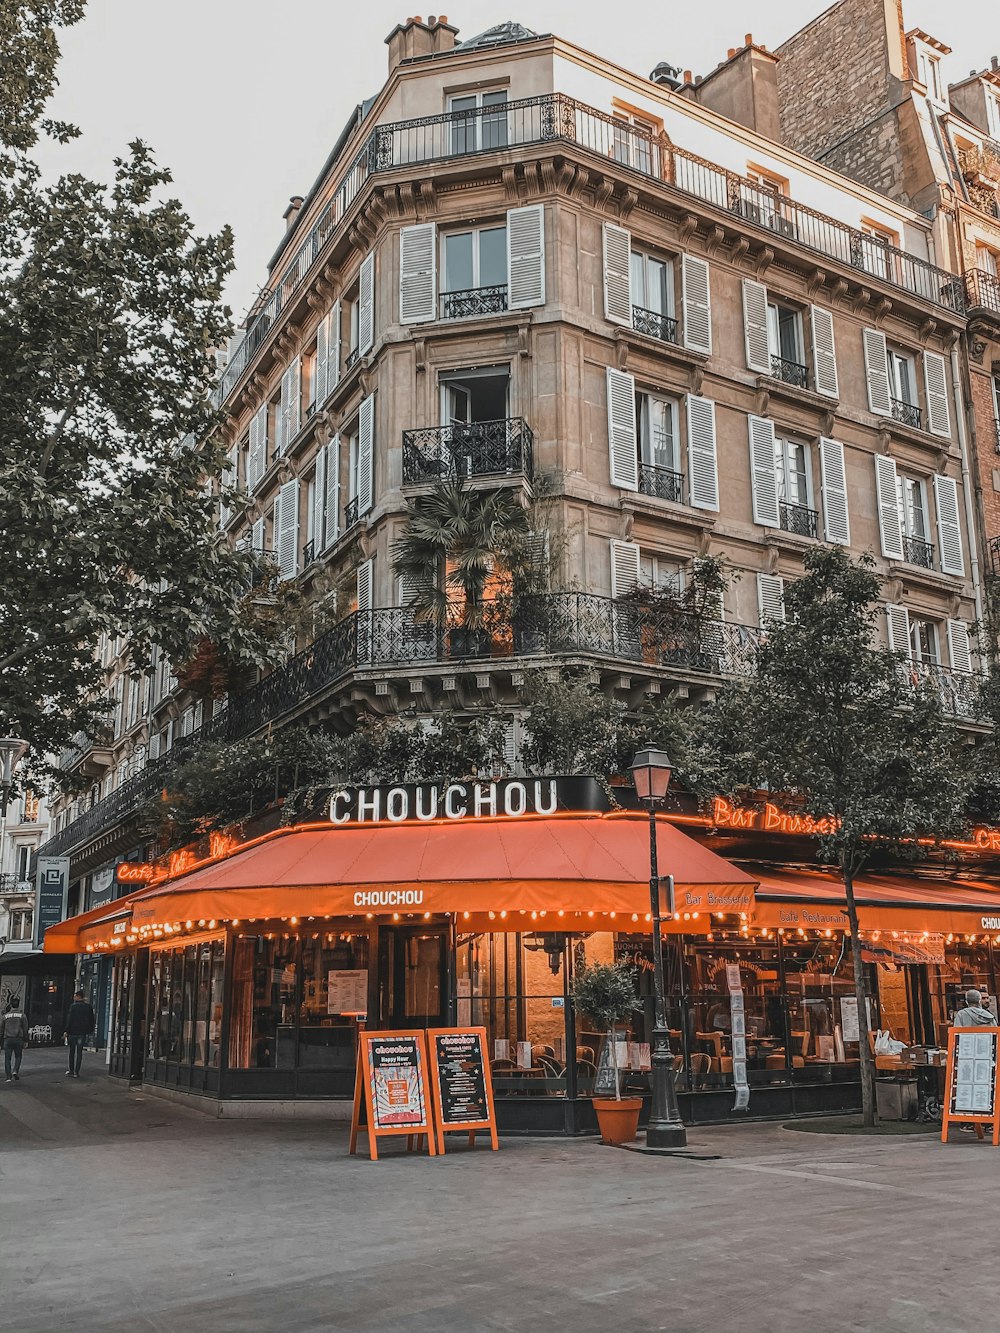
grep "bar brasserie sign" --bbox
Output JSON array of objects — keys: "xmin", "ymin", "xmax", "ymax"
[{"xmin": 328, "ymin": 776, "xmax": 602, "ymax": 825}]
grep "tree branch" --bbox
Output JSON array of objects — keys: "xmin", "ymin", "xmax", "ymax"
[{"xmin": 37, "ymin": 382, "xmax": 85, "ymax": 479}]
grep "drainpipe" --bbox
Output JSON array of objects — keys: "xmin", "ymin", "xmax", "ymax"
[{"xmin": 951, "ymin": 339, "xmax": 986, "ymax": 643}]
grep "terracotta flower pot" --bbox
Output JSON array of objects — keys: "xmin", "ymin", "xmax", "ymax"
[{"xmin": 593, "ymin": 1096, "xmax": 643, "ymax": 1145}]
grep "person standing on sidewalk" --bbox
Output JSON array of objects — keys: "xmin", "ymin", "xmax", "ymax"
[
  {"xmin": 2, "ymin": 997, "xmax": 28, "ymax": 1083},
  {"xmin": 64, "ymin": 990, "xmax": 96, "ymax": 1078}
]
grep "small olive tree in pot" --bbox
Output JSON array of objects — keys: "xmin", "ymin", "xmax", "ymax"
[{"xmin": 570, "ymin": 961, "xmax": 642, "ymax": 1145}]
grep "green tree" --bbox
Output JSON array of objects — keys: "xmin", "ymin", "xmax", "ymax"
[
  {"xmin": 0, "ymin": 2, "xmax": 277, "ymax": 786},
  {"xmin": 706, "ymin": 547, "xmax": 970, "ymax": 1125}
]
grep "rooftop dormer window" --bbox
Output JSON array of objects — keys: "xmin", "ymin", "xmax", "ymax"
[
  {"xmin": 986, "ymin": 88, "xmax": 1000, "ymax": 141},
  {"xmin": 916, "ymin": 48, "xmax": 945, "ymax": 104}
]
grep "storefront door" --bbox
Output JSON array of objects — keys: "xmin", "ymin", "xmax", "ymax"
[{"xmin": 377, "ymin": 925, "xmax": 450, "ymax": 1029}]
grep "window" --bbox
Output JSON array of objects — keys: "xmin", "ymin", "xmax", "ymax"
[
  {"xmin": 15, "ymin": 845, "xmax": 30, "ymax": 882},
  {"xmin": 859, "ymin": 220, "xmax": 898, "ymax": 279},
  {"xmin": 896, "ymin": 473, "xmax": 934, "ymax": 567},
  {"xmin": 993, "ymin": 374, "xmax": 1000, "ymax": 436},
  {"xmin": 987, "ymin": 90, "xmax": 1000, "ymax": 141},
  {"xmin": 448, "ymin": 89, "xmax": 508, "ymax": 154},
  {"xmin": 766, "ymin": 301, "xmax": 806, "ymax": 384},
  {"xmin": 9, "ymin": 909, "xmax": 33, "ymax": 942},
  {"xmin": 636, "ymin": 393, "xmax": 682, "ymax": 501},
  {"xmin": 344, "ymin": 253, "xmax": 375, "ymax": 368},
  {"xmin": 441, "ymin": 226, "xmax": 508, "ymax": 318},
  {"xmin": 977, "ymin": 244, "xmax": 999, "ymax": 278},
  {"xmin": 630, "ymin": 250, "xmax": 675, "ymax": 339},
  {"xmin": 887, "ymin": 346, "xmax": 922, "ymax": 428},
  {"xmin": 21, "ymin": 791, "xmax": 38, "ymax": 823},
  {"xmin": 916, "ymin": 49, "xmax": 944, "ymax": 103},
  {"xmin": 740, "ymin": 168, "xmax": 794, "ymax": 237},
  {"xmin": 639, "ymin": 552, "xmax": 683, "ymax": 596},
  {"xmin": 612, "ymin": 108, "xmax": 658, "ymax": 175},
  {"xmin": 742, "ymin": 281, "xmax": 812, "ymax": 387},
  {"xmin": 909, "ymin": 617, "xmax": 940, "ymax": 665},
  {"xmin": 774, "ymin": 438, "xmax": 815, "ymax": 535}
]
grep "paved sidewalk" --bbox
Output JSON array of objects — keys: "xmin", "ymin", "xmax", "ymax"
[{"xmin": 1, "ymin": 1047, "xmax": 998, "ymax": 1332}]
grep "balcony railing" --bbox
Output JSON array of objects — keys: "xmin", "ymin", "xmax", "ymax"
[
  {"xmin": 891, "ymin": 397, "xmax": 923, "ymax": 430},
  {"xmin": 303, "ymin": 539, "xmax": 315, "ymax": 567},
  {"xmin": 631, "ymin": 305, "xmax": 679, "ymax": 344},
  {"xmin": 345, "ymin": 346, "xmax": 361, "ymax": 371},
  {"xmin": 779, "ymin": 501, "xmax": 819, "ymax": 538},
  {"xmin": 343, "ymin": 497, "xmax": 360, "ymax": 530},
  {"xmin": 401, "ymin": 418, "xmax": 534, "ymax": 486},
  {"xmin": 638, "ymin": 462, "xmax": 684, "ymax": 503},
  {"xmin": 215, "ymin": 93, "xmax": 965, "ymax": 410},
  {"xmin": 966, "ymin": 268, "xmax": 1000, "ymax": 315},
  {"xmin": 901, "ymin": 534, "xmax": 935, "ymax": 570},
  {"xmin": 441, "ymin": 285, "xmax": 509, "ymax": 320},
  {"xmin": 911, "ymin": 660, "xmax": 980, "ymax": 720},
  {"xmin": 769, "ymin": 355, "xmax": 809, "ymax": 389},
  {"xmin": 0, "ymin": 873, "xmax": 34, "ymax": 897},
  {"xmin": 987, "ymin": 533, "xmax": 1000, "ymax": 577}
]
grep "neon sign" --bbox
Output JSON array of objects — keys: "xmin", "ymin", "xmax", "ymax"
[{"xmin": 711, "ymin": 797, "xmax": 839, "ymax": 837}]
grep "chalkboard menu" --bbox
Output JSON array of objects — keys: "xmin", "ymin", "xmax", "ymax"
[{"xmin": 428, "ymin": 1027, "xmax": 498, "ymax": 1153}]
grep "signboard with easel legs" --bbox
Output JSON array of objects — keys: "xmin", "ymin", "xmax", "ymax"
[
  {"xmin": 349, "ymin": 1031, "xmax": 436, "ymax": 1160},
  {"xmin": 941, "ymin": 1027, "xmax": 1000, "ymax": 1145}
]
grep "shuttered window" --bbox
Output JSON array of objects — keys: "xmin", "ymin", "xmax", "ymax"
[
  {"xmin": 323, "ymin": 438, "xmax": 340, "ymax": 550},
  {"xmin": 681, "ymin": 255, "xmax": 712, "ymax": 353},
  {"xmin": 811, "ymin": 306, "xmax": 839, "ymax": 398},
  {"xmin": 819, "ymin": 437, "xmax": 850, "ymax": 545},
  {"xmin": 686, "ymin": 396, "xmax": 719, "ymax": 511},
  {"xmin": 923, "ymin": 351, "xmax": 951, "ymax": 437},
  {"xmin": 400, "ymin": 224, "xmax": 437, "ymax": 325},
  {"xmin": 356, "ymin": 393, "xmax": 375, "ymax": 516},
  {"xmin": 606, "ymin": 368, "xmax": 638, "ymax": 490},
  {"xmin": 742, "ymin": 279, "xmax": 771, "ymax": 374},
  {"xmin": 748, "ymin": 415, "xmax": 780, "ymax": 527},
  {"xmin": 863, "ymin": 328, "xmax": 892, "ymax": 416},
  {"xmin": 277, "ymin": 478, "xmax": 299, "ymax": 581},
  {"xmin": 247, "ymin": 404, "xmax": 268, "ymax": 491},
  {"xmin": 357, "ymin": 252, "xmax": 375, "ymax": 354},
  {"xmin": 507, "ymin": 204, "xmax": 545, "ymax": 309},
  {"xmin": 610, "ymin": 540, "xmax": 640, "ymax": 598},
  {"xmin": 276, "ymin": 358, "xmax": 301, "ymax": 455},
  {"xmin": 874, "ymin": 454, "xmax": 904, "ymax": 561},
  {"xmin": 251, "ymin": 516, "xmax": 265, "ymax": 553},
  {"xmin": 602, "ymin": 222, "xmax": 632, "ymax": 325},
  {"xmin": 885, "ymin": 603, "xmax": 911, "ymax": 655},
  {"xmin": 757, "ymin": 573, "xmax": 785, "ymax": 625},
  {"xmin": 933, "ymin": 473, "xmax": 964, "ymax": 575},
  {"xmin": 947, "ymin": 620, "xmax": 972, "ymax": 674},
  {"xmin": 315, "ymin": 301, "xmax": 341, "ymax": 404},
  {"xmin": 219, "ymin": 444, "xmax": 238, "ymax": 528}
]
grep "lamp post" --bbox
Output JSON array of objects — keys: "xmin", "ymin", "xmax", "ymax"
[
  {"xmin": 630, "ymin": 748, "xmax": 687, "ymax": 1149},
  {"xmin": 0, "ymin": 738, "xmax": 28, "ymax": 817}
]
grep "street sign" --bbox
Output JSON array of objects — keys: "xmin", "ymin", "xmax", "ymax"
[{"xmin": 34, "ymin": 856, "xmax": 70, "ymax": 947}]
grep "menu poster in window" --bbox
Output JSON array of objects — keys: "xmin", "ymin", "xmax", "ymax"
[
  {"xmin": 327, "ymin": 969, "xmax": 368, "ymax": 1016},
  {"xmin": 727, "ymin": 967, "xmax": 750, "ymax": 1111},
  {"xmin": 941, "ymin": 1027, "xmax": 1000, "ymax": 1147},
  {"xmin": 840, "ymin": 996, "xmax": 873, "ymax": 1045},
  {"xmin": 427, "ymin": 1027, "xmax": 499, "ymax": 1153},
  {"xmin": 349, "ymin": 1030, "xmax": 436, "ymax": 1160}
]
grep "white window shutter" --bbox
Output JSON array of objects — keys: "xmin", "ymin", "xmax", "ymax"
[
  {"xmin": 602, "ymin": 222, "xmax": 632, "ymax": 325},
  {"xmin": 742, "ymin": 279, "xmax": 771, "ymax": 374},
  {"xmin": 356, "ymin": 557, "xmax": 373, "ymax": 612},
  {"xmin": 885, "ymin": 603, "xmax": 911, "ymax": 655},
  {"xmin": 501, "ymin": 717, "xmax": 518, "ymax": 775},
  {"xmin": 248, "ymin": 404, "xmax": 267, "ymax": 491},
  {"xmin": 681, "ymin": 255, "xmax": 712, "ymax": 353},
  {"xmin": 947, "ymin": 620, "xmax": 972, "ymax": 674},
  {"xmin": 271, "ymin": 494, "xmax": 280, "ymax": 560},
  {"xmin": 811, "ymin": 306, "xmax": 839, "ymax": 398},
  {"xmin": 757, "ymin": 574, "xmax": 785, "ymax": 625},
  {"xmin": 278, "ymin": 358, "xmax": 300, "ymax": 454},
  {"xmin": 819, "ymin": 437, "xmax": 850, "ymax": 545},
  {"xmin": 358, "ymin": 251, "xmax": 375, "ymax": 353},
  {"xmin": 357, "ymin": 393, "xmax": 375, "ymax": 515},
  {"xmin": 312, "ymin": 445, "xmax": 327, "ymax": 553},
  {"xmin": 863, "ymin": 328, "xmax": 891, "ymax": 416},
  {"xmin": 278, "ymin": 478, "xmax": 299, "ymax": 580},
  {"xmin": 874, "ymin": 454, "xmax": 903, "ymax": 561},
  {"xmin": 329, "ymin": 300, "xmax": 342, "ymax": 392},
  {"xmin": 251, "ymin": 516, "xmax": 265, "ymax": 553},
  {"xmin": 606, "ymin": 368, "xmax": 638, "ymax": 490},
  {"xmin": 687, "ymin": 396, "xmax": 719, "ymax": 512},
  {"xmin": 934, "ymin": 473, "xmax": 964, "ymax": 575},
  {"xmin": 748, "ymin": 415, "xmax": 779, "ymax": 527},
  {"xmin": 315, "ymin": 312, "xmax": 329, "ymax": 406},
  {"xmin": 610, "ymin": 540, "xmax": 640, "ymax": 599},
  {"xmin": 507, "ymin": 205, "xmax": 545, "ymax": 309},
  {"xmin": 923, "ymin": 351, "xmax": 951, "ymax": 437},
  {"xmin": 400, "ymin": 224, "xmax": 436, "ymax": 325},
  {"xmin": 323, "ymin": 438, "xmax": 341, "ymax": 549},
  {"xmin": 219, "ymin": 444, "xmax": 237, "ymax": 528}
]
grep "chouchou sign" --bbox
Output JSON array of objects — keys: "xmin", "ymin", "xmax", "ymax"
[{"xmin": 328, "ymin": 777, "xmax": 602, "ymax": 826}]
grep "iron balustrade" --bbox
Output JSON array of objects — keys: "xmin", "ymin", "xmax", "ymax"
[
  {"xmin": 343, "ymin": 496, "xmax": 360, "ymax": 529},
  {"xmin": 302, "ymin": 540, "xmax": 315, "ymax": 567},
  {"xmin": 995, "ymin": 419, "xmax": 1000, "ymax": 456},
  {"xmin": 401, "ymin": 418, "xmax": 534, "ymax": 485},
  {"xmin": 910, "ymin": 660, "xmax": 980, "ymax": 720},
  {"xmin": 966, "ymin": 268, "xmax": 1000, "ymax": 315},
  {"xmin": 638, "ymin": 462, "xmax": 685, "ymax": 503},
  {"xmin": 779, "ymin": 501, "xmax": 819, "ymax": 538},
  {"xmin": 891, "ymin": 397, "xmax": 923, "ymax": 430},
  {"xmin": 988, "ymin": 533, "xmax": 1000, "ymax": 577},
  {"xmin": 632, "ymin": 305, "xmax": 679, "ymax": 344},
  {"xmin": 901, "ymin": 534, "xmax": 935, "ymax": 569},
  {"xmin": 214, "ymin": 94, "xmax": 964, "ymax": 411},
  {"xmin": 441, "ymin": 285, "xmax": 509, "ymax": 320},
  {"xmin": 345, "ymin": 346, "xmax": 361, "ymax": 371},
  {"xmin": 769, "ymin": 354, "xmax": 809, "ymax": 389}
]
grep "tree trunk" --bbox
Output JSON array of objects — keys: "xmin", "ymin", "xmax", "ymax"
[
  {"xmin": 842, "ymin": 865, "xmax": 876, "ymax": 1128},
  {"xmin": 609, "ymin": 1026, "xmax": 621, "ymax": 1101}
]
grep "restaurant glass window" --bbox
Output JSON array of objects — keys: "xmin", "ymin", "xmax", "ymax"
[
  {"xmin": 298, "ymin": 930, "xmax": 369, "ymax": 1071},
  {"xmin": 229, "ymin": 933, "xmax": 299, "ymax": 1070},
  {"xmin": 208, "ymin": 943, "xmax": 225, "ymax": 1068},
  {"xmin": 110, "ymin": 953, "xmax": 135, "ymax": 1063},
  {"xmin": 781, "ymin": 933, "xmax": 867, "ymax": 1082},
  {"xmin": 926, "ymin": 940, "xmax": 995, "ymax": 1047},
  {"xmin": 191, "ymin": 943, "xmax": 213, "ymax": 1067}
]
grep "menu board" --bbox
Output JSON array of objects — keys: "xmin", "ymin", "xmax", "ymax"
[
  {"xmin": 327, "ymin": 969, "xmax": 368, "ymax": 1016},
  {"xmin": 941, "ymin": 1027, "xmax": 1000, "ymax": 1147},
  {"xmin": 427, "ymin": 1027, "xmax": 498, "ymax": 1153},
  {"xmin": 349, "ymin": 1030, "xmax": 436, "ymax": 1160}
]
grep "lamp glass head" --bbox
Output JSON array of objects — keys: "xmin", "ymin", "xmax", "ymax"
[{"xmin": 630, "ymin": 748, "xmax": 673, "ymax": 804}]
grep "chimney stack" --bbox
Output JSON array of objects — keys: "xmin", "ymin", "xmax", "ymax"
[
  {"xmin": 283, "ymin": 196, "xmax": 304, "ymax": 230},
  {"xmin": 386, "ymin": 14, "xmax": 459, "ymax": 73}
]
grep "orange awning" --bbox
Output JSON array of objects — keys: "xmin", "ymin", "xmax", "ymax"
[
  {"xmin": 45, "ymin": 812, "xmax": 757, "ymax": 952},
  {"xmin": 750, "ymin": 866, "xmax": 1000, "ymax": 935}
]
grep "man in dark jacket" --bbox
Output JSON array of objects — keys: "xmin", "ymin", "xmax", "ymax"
[
  {"xmin": 64, "ymin": 990, "xmax": 96, "ymax": 1078},
  {"xmin": 2, "ymin": 997, "xmax": 28, "ymax": 1082}
]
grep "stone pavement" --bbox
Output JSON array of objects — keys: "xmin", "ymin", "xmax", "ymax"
[{"xmin": 1, "ymin": 1047, "xmax": 998, "ymax": 1333}]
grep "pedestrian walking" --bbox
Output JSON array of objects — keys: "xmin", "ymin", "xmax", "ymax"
[
  {"xmin": 64, "ymin": 990, "xmax": 96, "ymax": 1078},
  {"xmin": 2, "ymin": 996, "xmax": 28, "ymax": 1083},
  {"xmin": 953, "ymin": 989, "xmax": 996, "ymax": 1134}
]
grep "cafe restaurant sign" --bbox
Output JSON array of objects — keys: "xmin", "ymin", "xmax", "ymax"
[{"xmin": 328, "ymin": 776, "xmax": 603, "ymax": 826}]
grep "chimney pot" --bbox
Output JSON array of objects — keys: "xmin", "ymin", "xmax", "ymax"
[
  {"xmin": 683, "ymin": 69, "xmax": 692, "ymax": 84},
  {"xmin": 992, "ymin": 55, "xmax": 999, "ymax": 70},
  {"xmin": 428, "ymin": 14, "xmax": 437, "ymax": 23},
  {"xmin": 727, "ymin": 48, "xmax": 736, "ymax": 59},
  {"xmin": 745, "ymin": 33, "xmax": 753, "ymax": 46}
]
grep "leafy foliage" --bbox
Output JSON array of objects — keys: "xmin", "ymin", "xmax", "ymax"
[{"xmin": 570, "ymin": 961, "xmax": 639, "ymax": 1100}]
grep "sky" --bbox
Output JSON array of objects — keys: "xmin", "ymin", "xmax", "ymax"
[{"xmin": 34, "ymin": 0, "xmax": 994, "ymax": 321}]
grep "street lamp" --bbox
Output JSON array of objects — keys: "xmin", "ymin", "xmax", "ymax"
[
  {"xmin": 630, "ymin": 748, "xmax": 687, "ymax": 1150},
  {"xmin": 0, "ymin": 738, "xmax": 28, "ymax": 817}
]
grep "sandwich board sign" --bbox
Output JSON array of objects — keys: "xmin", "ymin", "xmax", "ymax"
[
  {"xmin": 941, "ymin": 1027, "xmax": 1000, "ymax": 1145},
  {"xmin": 427, "ymin": 1027, "xmax": 498, "ymax": 1154},
  {"xmin": 349, "ymin": 1030, "xmax": 436, "ymax": 1160}
]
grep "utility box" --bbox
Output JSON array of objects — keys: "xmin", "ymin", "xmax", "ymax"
[{"xmin": 876, "ymin": 1077, "xmax": 917, "ymax": 1121}]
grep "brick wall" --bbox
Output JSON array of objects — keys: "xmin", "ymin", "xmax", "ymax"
[{"xmin": 971, "ymin": 361, "xmax": 1000, "ymax": 548}]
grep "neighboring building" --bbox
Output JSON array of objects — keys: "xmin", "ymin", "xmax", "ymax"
[{"xmin": 40, "ymin": 15, "xmax": 996, "ymax": 1126}]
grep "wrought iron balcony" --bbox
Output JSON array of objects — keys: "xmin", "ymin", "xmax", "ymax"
[
  {"xmin": 345, "ymin": 346, "xmax": 361, "ymax": 371},
  {"xmin": 631, "ymin": 305, "xmax": 679, "ymax": 344},
  {"xmin": 303, "ymin": 539, "xmax": 315, "ymax": 567},
  {"xmin": 987, "ymin": 533, "xmax": 1000, "ymax": 577},
  {"xmin": 343, "ymin": 497, "xmax": 360, "ymax": 530},
  {"xmin": 966, "ymin": 268, "xmax": 1000, "ymax": 316},
  {"xmin": 401, "ymin": 418, "xmax": 534, "ymax": 486},
  {"xmin": 779, "ymin": 501, "xmax": 819, "ymax": 538},
  {"xmin": 891, "ymin": 397, "xmax": 923, "ymax": 430},
  {"xmin": 638, "ymin": 462, "xmax": 684, "ymax": 503},
  {"xmin": 769, "ymin": 355, "xmax": 809, "ymax": 389},
  {"xmin": 440, "ymin": 285, "xmax": 508, "ymax": 320},
  {"xmin": 0, "ymin": 872, "xmax": 34, "ymax": 897},
  {"xmin": 901, "ymin": 534, "xmax": 935, "ymax": 569},
  {"xmin": 910, "ymin": 661, "xmax": 980, "ymax": 720}
]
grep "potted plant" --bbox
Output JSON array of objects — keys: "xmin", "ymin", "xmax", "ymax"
[{"xmin": 570, "ymin": 961, "xmax": 642, "ymax": 1145}]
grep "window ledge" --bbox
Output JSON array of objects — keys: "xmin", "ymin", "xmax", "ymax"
[
  {"xmin": 886, "ymin": 560, "xmax": 964, "ymax": 589},
  {"xmin": 763, "ymin": 526, "xmax": 818, "ymax": 554},
  {"xmin": 620, "ymin": 493, "xmax": 716, "ymax": 528},
  {"xmin": 754, "ymin": 374, "xmax": 838, "ymax": 413},
  {"xmin": 877, "ymin": 415, "xmax": 952, "ymax": 452},
  {"xmin": 405, "ymin": 308, "xmax": 534, "ymax": 345},
  {"xmin": 322, "ymin": 355, "xmax": 367, "ymax": 415},
  {"xmin": 615, "ymin": 326, "xmax": 709, "ymax": 368}
]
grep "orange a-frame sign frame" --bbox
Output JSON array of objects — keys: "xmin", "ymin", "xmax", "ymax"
[
  {"xmin": 427, "ymin": 1027, "xmax": 499, "ymax": 1155},
  {"xmin": 349, "ymin": 1029, "xmax": 437, "ymax": 1160},
  {"xmin": 941, "ymin": 1026, "xmax": 1000, "ymax": 1146}
]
